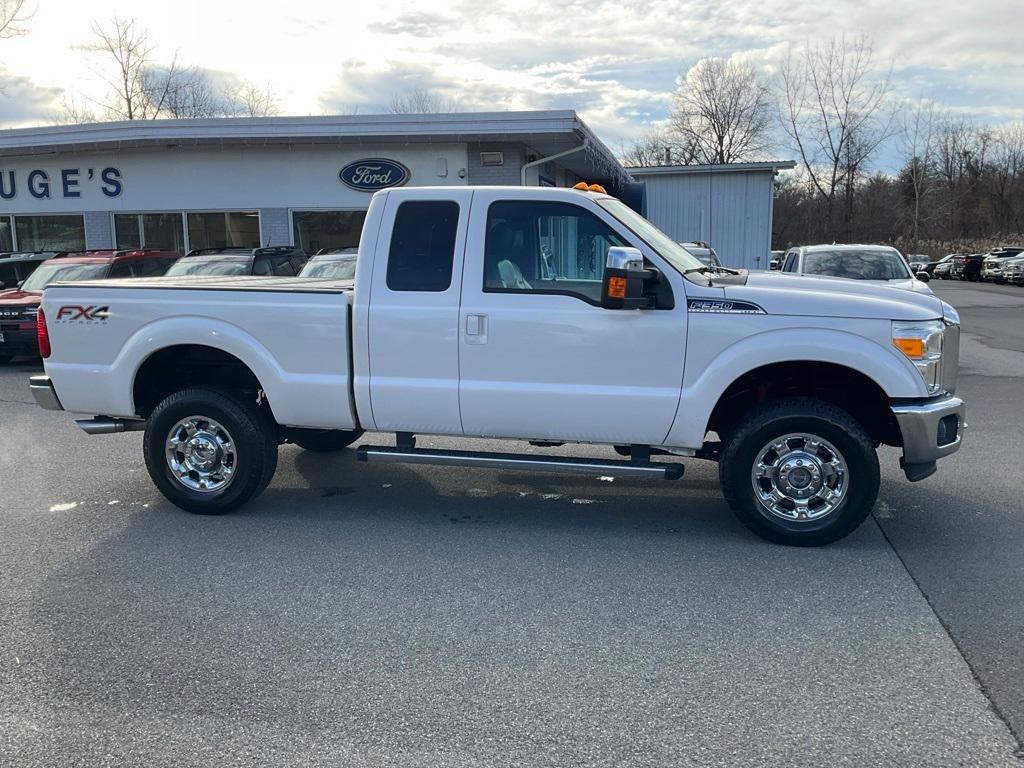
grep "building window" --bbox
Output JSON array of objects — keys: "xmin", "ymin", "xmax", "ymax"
[
  {"xmin": 292, "ymin": 210, "xmax": 367, "ymax": 253},
  {"xmin": 114, "ymin": 214, "xmax": 142, "ymax": 249},
  {"xmin": 14, "ymin": 215, "xmax": 86, "ymax": 252},
  {"xmin": 187, "ymin": 212, "xmax": 260, "ymax": 250},
  {"xmin": 114, "ymin": 213, "xmax": 186, "ymax": 251},
  {"xmin": 0, "ymin": 215, "xmax": 13, "ymax": 251}
]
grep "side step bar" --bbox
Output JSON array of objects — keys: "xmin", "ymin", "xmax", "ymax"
[{"xmin": 356, "ymin": 445, "xmax": 684, "ymax": 480}]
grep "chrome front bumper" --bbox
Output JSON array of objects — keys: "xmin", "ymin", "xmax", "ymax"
[
  {"xmin": 891, "ymin": 395, "xmax": 965, "ymax": 481},
  {"xmin": 29, "ymin": 375, "xmax": 63, "ymax": 411}
]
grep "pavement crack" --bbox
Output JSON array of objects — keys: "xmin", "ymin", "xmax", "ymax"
[{"xmin": 873, "ymin": 514, "xmax": 1024, "ymax": 755}]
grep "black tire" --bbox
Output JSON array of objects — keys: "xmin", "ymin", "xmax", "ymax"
[
  {"xmin": 718, "ymin": 398, "xmax": 879, "ymax": 547},
  {"xmin": 288, "ymin": 428, "xmax": 363, "ymax": 452},
  {"xmin": 144, "ymin": 387, "xmax": 278, "ymax": 515}
]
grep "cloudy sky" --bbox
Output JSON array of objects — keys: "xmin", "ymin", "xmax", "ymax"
[{"xmin": 0, "ymin": 0, "xmax": 1021, "ymax": 166}]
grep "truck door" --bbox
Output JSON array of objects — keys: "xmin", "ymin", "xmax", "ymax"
[
  {"xmin": 365, "ymin": 189, "xmax": 472, "ymax": 435},
  {"xmin": 458, "ymin": 191, "xmax": 688, "ymax": 445}
]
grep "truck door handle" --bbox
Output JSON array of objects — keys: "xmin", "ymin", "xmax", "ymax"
[
  {"xmin": 465, "ymin": 313, "xmax": 487, "ymax": 344},
  {"xmin": 466, "ymin": 314, "xmax": 485, "ymax": 335}
]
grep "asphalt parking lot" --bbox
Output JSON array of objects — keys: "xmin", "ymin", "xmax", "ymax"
[{"xmin": 1, "ymin": 279, "xmax": 1022, "ymax": 767}]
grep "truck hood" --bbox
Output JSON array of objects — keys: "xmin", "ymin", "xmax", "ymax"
[
  {"xmin": 718, "ymin": 271, "xmax": 943, "ymax": 320},
  {"xmin": 0, "ymin": 288, "xmax": 42, "ymax": 308}
]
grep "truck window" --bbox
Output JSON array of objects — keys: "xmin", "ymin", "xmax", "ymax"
[
  {"xmin": 483, "ymin": 200, "xmax": 627, "ymax": 304},
  {"xmin": 386, "ymin": 201, "xmax": 459, "ymax": 292}
]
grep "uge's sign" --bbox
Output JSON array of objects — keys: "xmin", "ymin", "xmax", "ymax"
[
  {"xmin": 339, "ymin": 159, "xmax": 410, "ymax": 192},
  {"xmin": 0, "ymin": 167, "xmax": 123, "ymax": 201}
]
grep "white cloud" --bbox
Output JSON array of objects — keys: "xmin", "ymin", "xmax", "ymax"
[{"xmin": 0, "ymin": 0, "xmax": 1019, "ymax": 169}]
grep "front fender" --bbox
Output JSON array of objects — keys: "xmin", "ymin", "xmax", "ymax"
[{"xmin": 663, "ymin": 325, "xmax": 926, "ymax": 449}]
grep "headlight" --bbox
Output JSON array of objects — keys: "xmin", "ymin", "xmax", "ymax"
[{"xmin": 892, "ymin": 319, "xmax": 944, "ymax": 394}]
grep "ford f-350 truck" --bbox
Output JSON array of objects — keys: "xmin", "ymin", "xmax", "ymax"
[{"xmin": 29, "ymin": 186, "xmax": 965, "ymax": 546}]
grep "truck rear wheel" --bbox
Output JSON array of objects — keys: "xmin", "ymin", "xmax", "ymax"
[
  {"xmin": 144, "ymin": 387, "xmax": 278, "ymax": 515},
  {"xmin": 287, "ymin": 428, "xmax": 363, "ymax": 452},
  {"xmin": 718, "ymin": 398, "xmax": 879, "ymax": 546}
]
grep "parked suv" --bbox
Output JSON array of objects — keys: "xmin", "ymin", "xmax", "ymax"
[
  {"xmin": 679, "ymin": 241, "xmax": 725, "ymax": 270},
  {"xmin": 1002, "ymin": 256, "xmax": 1024, "ymax": 286},
  {"xmin": 0, "ymin": 251, "xmax": 64, "ymax": 290},
  {"xmin": 0, "ymin": 249, "xmax": 179, "ymax": 362},
  {"xmin": 980, "ymin": 247, "xmax": 1024, "ymax": 283},
  {"xmin": 164, "ymin": 246, "xmax": 309, "ymax": 278},
  {"xmin": 780, "ymin": 244, "xmax": 932, "ymax": 293},
  {"xmin": 299, "ymin": 248, "xmax": 358, "ymax": 280}
]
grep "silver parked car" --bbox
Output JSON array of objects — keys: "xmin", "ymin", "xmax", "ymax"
[{"xmin": 780, "ymin": 244, "xmax": 934, "ymax": 294}]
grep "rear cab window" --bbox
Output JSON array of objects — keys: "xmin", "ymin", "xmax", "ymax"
[{"xmin": 386, "ymin": 200, "xmax": 459, "ymax": 292}]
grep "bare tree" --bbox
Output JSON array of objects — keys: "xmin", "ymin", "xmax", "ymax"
[
  {"xmin": 85, "ymin": 17, "xmax": 185, "ymax": 120},
  {"xmin": 986, "ymin": 123, "xmax": 1024, "ymax": 233},
  {"xmin": 155, "ymin": 67, "xmax": 221, "ymax": 118},
  {"xmin": 0, "ymin": 0, "xmax": 32, "ymax": 38},
  {"xmin": 669, "ymin": 57, "xmax": 773, "ymax": 165},
  {"xmin": 388, "ymin": 86, "xmax": 457, "ymax": 114},
  {"xmin": 898, "ymin": 99, "xmax": 940, "ymax": 253},
  {"xmin": 779, "ymin": 35, "xmax": 895, "ymax": 240},
  {"xmin": 620, "ymin": 127, "xmax": 696, "ymax": 167},
  {"xmin": 227, "ymin": 80, "xmax": 279, "ymax": 118},
  {"xmin": 49, "ymin": 95, "xmax": 99, "ymax": 125}
]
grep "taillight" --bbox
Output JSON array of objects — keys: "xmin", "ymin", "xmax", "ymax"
[{"xmin": 36, "ymin": 307, "xmax": 51, "ymax": 358}]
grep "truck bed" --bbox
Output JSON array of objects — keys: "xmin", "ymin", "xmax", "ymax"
[
  {"xmin": 41, "ymin": 277, "xmax": 357, "ymax": 430},
  {"xmin": 63, "ymin": 275, "xmax": 356, "ymax": 294}
]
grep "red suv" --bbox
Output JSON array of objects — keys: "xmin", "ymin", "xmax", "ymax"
[{"xmin": 0, "ymin": 249, "xmax": 180, "ymax": 362}]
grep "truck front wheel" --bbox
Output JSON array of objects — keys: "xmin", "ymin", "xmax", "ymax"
[
  {"xmin": 718, "ymin": 398, "xmax": 880, "ymax": 546},
  {"xmin": 144, "ymin": 387, "xmax": 278, "ymax": 515}
]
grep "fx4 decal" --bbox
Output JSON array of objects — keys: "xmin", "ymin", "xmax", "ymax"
[{"xmin": 55, "ymin": 305, "xmax": 111, "ymax": 322}]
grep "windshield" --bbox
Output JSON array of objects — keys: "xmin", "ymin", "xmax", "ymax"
[
  {"xmin": 300, "ymin": 258, "xmax": 357, "ymax": 279},
  {"xmin": 165, "ymin": 258, "xmax": 251, "ymax": 277},
  {"xmin": 597, "ymin": 199, "xmax": 703, "ymax": 273},
  {"xmin": 21, "ymin": 262, "xmax": 108, "ymax": 291},
  {"xmin": 801, "ymin": 250, "xmax": 912, "ymax": 280}
]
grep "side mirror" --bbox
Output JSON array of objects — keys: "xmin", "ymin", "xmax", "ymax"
[
  {"xmin": 601, "ymin": 246, "xmax": 655, "ymax": 309},
  {"xmin": 915, "ymin": 271, "xmax": 931, "ymax": 282}
]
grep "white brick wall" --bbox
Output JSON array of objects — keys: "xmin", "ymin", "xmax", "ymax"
[
  {"xmin": 259, "ymin": 208, "xmax": 291, "ymax": 246},
  {"xmin": 84, "ymin": 211, "xmax": 113, "ymax": 249}
]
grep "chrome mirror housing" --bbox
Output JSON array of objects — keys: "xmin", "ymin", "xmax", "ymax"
[{"xmin": 605, "ymin": 246, "xmax": 644, "ymax": 273}]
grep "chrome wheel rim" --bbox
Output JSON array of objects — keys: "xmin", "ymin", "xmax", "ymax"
[
  {"xmin": 750, "ymin": 433, "xmax": 848, "ymax": 522},
  {"xmin": 165, "ymin": 415, "xmax": 236, "ymax": 493}
]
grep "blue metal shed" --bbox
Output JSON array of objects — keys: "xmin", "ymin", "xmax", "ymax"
[{"xmin": 627, "ymin": 161, "xmax": 796, "ymax": 270}]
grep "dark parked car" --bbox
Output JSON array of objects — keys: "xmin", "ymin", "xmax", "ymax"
[
  {"xmin": 931, "ymin": 254, "xmax": 959, "ymax": 279},
  {"xmin": 950, "ymin": 253, "xmax": 985, "ymax": 281},
  {"xmin": 0, "ymin": 249, "xmax": 179, "ymax": 362},
  {"xmin": 0, "ymin": 251, "xmax": 64, "ymax": 290},
  {"xmin": 299, "ymin": 248, "xmax": 358, "ymax": 280},
  {"xmin": 164, "ymin": 246, "xmax": 309, "ymax": 278}
]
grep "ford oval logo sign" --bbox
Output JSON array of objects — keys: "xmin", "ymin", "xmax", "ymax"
[{"xmin": 339, "ymin": 158, "xmax": 411, "ymax": 192}]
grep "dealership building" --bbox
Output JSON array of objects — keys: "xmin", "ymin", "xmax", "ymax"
[{"xmin": 0, "ymin": 110, "xmax": 790, "ymax": 268}]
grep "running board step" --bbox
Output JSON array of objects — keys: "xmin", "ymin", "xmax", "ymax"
[{"xmin": 355, "ymin": 445, "xmax": 684, "ymax": 480}]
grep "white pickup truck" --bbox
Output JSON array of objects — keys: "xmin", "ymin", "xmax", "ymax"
[{"xmin": 29, "ymin": 186, "xmax": 965, "ymax": 546}]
